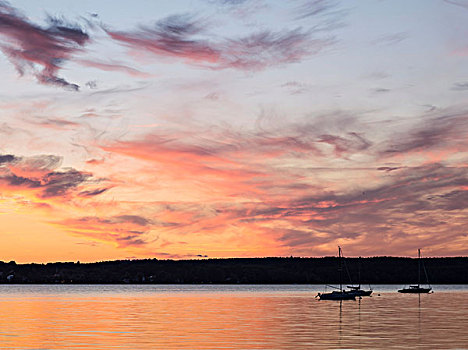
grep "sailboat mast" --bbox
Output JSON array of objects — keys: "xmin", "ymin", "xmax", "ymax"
[
  {"xmin": 358, "ymin": 256, "xmax": 361, "ymax": 289},
  {"xmin": 418, "ymin": 248, "xmax": 421, "ymax": 288},
  {"xmin": 339, "ymin": 246, "xmax": 342, "ymax": 292}
]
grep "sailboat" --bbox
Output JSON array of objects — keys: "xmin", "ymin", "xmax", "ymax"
[
  {"xmin": 316, "ymin": 246, "xmax": 356, "ymax": 300},
  {"xmin": 346, "ymin": 284, "xmax": 372, "ymax": 297},
  {"xmin": 345, "ymin": 256, "xmax": 372, "ymax": 297},
  {"xmin": 398, "ymin": 249, "xmax": 432, "ymax": 294}
]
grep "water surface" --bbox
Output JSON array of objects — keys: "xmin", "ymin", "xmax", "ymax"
[{"xmin": 0, "ymin": 285, "xmax": 466, "ymax": 349}]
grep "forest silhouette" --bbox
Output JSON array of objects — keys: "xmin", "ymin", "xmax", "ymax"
[{"xmin": 0, "ymin": 257, "xmax": 466, "ymax": 284}]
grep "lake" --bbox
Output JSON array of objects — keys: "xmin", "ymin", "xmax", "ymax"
[{"xmin": 0, "ymin": 285, "xmax": 466, "ymax": 349}]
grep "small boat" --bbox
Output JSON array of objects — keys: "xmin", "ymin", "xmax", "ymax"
[
  {"xmin": 398, "ymin": 285, "xmax": 432, "ymax": 294},
  {"xmin": 346, "ymin": 285, "xmax": 372, "ymax": 297},
  {"xmin": 317, "ymin": 289, "xmax": 356, "ymax": 300},
  {"xmin": 316, "ymin": 246, "xmax": 356, "ymax": 300},
  {"xmin": 344, "ymin": 256, "xmax": 372, "ymax": 297},
  {"xmin": 398, "ymin": 249, "xmax": 432, "ymax": 294}
]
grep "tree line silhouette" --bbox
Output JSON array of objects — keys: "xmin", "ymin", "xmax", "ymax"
[{"xmin": 0, "ymin": 257, "xmax": 466, "ymax": 284}]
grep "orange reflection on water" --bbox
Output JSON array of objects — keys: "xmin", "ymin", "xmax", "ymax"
[{"xmin": 0, "ymin": 287, "xmax": 466, "ymax": 349}]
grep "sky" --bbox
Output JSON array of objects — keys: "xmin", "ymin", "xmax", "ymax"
[{"xmin": 0, "ymin": 0, "xmax": 467, "ymax": 262}]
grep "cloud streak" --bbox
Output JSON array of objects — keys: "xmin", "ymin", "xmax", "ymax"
[
  {"xmin": 77, "ymin": 59, "xmax": 151, "ymax": 77},
  {"xmin": 58, "ymin": 214, "xmax": 154, "ymax": 247}
]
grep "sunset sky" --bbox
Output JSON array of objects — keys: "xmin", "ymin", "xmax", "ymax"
[{"xmin": 0, "ymin": 0, "xmax": 467, "ymax": 262}]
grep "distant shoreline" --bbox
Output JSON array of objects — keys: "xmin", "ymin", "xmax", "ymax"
[{"xmin": 1, "ymin": 257, "xmax": 467, "ymax": 284}]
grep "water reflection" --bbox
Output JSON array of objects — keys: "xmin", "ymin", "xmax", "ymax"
[{"xmin": 0, "ymin": 286, "xmax": 466, "ymax": 349}]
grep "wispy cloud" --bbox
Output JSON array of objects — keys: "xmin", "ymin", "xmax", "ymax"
[
  {"xmin": 0, "ymin": 1, "xmax": 90, "ymax": 90},
  {"xmin": 205, "ymin": 0, "xmax": 268, "ymax": 19},
  {"xmin": 28, "ymin": 118, "xmax": 82, "ymax": 130},
  {"xmin": 371, "ymin": 32, "xmax": 408, "ymax": 46},
  {"xmin": 281, "ymin": 81, "xmax": 310, "ymax": 94},
  {"xmin": 105, "ymin": 14, "xmax": 333, "ymax": 70},
  {"xmin": 2, "ymin": 108, "xmax": 462, "ymax": 256},
  {"xmin": 220, "ymin": 28, "xmax": 329, "ymax": 70},
  {"xmin": 208, "ymin": 0, "xmax": 251, "ymax": 5},
  {"xmin": 382, "ymin": 112, "xmax": 468, "ymax": 157},
  {"xmin": 451, "ymin": 81, "xmax": 468, "ymax": 91},
  {"xmin": 293, "ymin": 0, "xmax": 339, "ymax": 20},
  {"xmin": 92, "ymin": 107, "xmax": 467, "ymax": 255},
  {"xmin": 292, "ymin": 0, "xmax": 348, "ymax": 34},
  {"xmin": 77, "ymin": 59, "xmax": 152, "ymax": 78},
  {"xmin": 58, "ymin": 214, "xmax": 154, "ymax": 247},
  {"xmin": 105, "ymin": 14, "xmax": 220, "ymax": 64},
  {"xmin": 444, "ymin": 0, "xmax": 468, "ymax": 9}
]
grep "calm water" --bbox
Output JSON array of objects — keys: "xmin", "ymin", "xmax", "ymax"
[{"xmin": 0, "ymin": 285, "xmax": 467, "ymax": 349}]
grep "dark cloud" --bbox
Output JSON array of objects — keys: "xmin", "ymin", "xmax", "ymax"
[
  {"xmin": 117, "ymin": 236, "xmax": 146, "ymax": 246},
  {"xmin": 4, "ymin": 154, "xmax": 62, "ymax": 171},
  {"xmin": 278, "ymin": 229, "xmax": 327, "ymax": 247},
  {"xmin": 38, "ymin": 169, "xmax": 90, "ymax": 197},
  {"xmin": 235, "ymin": 163, "xmax": 467, "ymax": 251},
  {"xmin": 115, "ymin": 215, "xmax": 152, "ymax": 226},
  {"xmin": 4, "ymin": 173, "xmax": 41, "ymax": 187},
  {"xmin": 105, "ymin": 14, "xmax": 219, "ymax": 64},
  {"xmin": 383, "ymin": 113, "xmax": 468, "ymax": 155},
  {"xmin": 76, "ymin": 215, "xmax": 151, "ymax": 227},
  {"xmin": 0, "ymin": 1, "xmax": 89, "ymax": 90},
  {"xmin": 78, "ymin": 187, "xmax": 109, "ymax": 197},
  {"xmin": 0, "ymin": 153, "xmax": 105, "ymax": 199},
  {"xmin": 377, "ymin": 166, "xmax": 402, "ymax": 172},
  {"xmin": 0, "ymin": 154, "xmax": 17, "ymax": 164},
  {"xmin": 291, "ymin": 164, "xmax": 467, "ymax": 213}
]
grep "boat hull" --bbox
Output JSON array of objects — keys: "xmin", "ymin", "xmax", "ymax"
[
  {"xmin": 349, "ymin": 290, "xmax": 372, "ymax": 297},
  {"xmin": 346, "ymin": 286, "xmax": 372, "ymax": 297},
  {"xmin": 398, "ymin": 287, "xmax": 432, "ymax": 293},
  {"xmin": 317, "ymin": 291, "xmax": 356, "ymax": 300}
]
